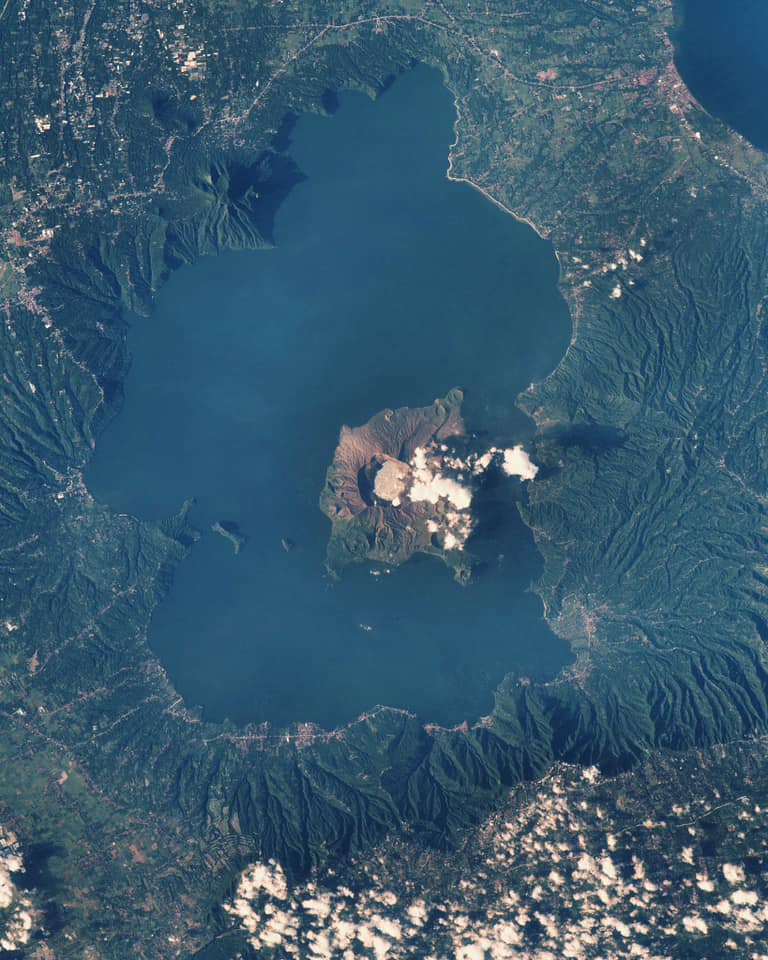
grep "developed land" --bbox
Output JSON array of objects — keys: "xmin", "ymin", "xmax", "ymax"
[{"xmin": 1, "ymin": 0, "xmax": 768, "ymax": 955}]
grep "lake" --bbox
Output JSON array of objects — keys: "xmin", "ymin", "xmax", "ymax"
[{"xmin": 86, "ymin": 65, "xmax": 572, "ymax": 729}]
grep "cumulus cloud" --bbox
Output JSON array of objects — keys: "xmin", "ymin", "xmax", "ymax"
[
  {"xmin": 472, "ymin": 451, "xmax": 494, "ymax": 475},
  {"xmin": 409, "ymin": 474, "xmax": 472, "ymax": 510},
  {"xmin": 682, "ymin": 916, "xmax": 709, "ymax": 935},
  {"xmin": 368, "ymin": 437, "xmax": 540, "ymax": 560},
  {"xmin": 222, "ymin": 762, "xmax": 768, "ymax": 960},
  {"xmin": 501, "ymin": 445, "xmax": 539, "ymax": 481},
  {"xmin": 0, "ymin": 827, "xmax": 38, "ymax": 952},
  {"xmin": 722, "ymin": 864, "xmax": 746, "ymax": 885},
  {"xmin": 408, "ymin": 447, "xmax": 473, "ymax": 510},
  {"xmin": 443, "ymin": 531, "xmax": 459, "ymax": 551}
]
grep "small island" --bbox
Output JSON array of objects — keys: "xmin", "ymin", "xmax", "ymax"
[
  {"xmin": 320, "ymin": 388, "xmax": 539, "ymax": 584},
  {"xmin": 211, "ymin": 520, "xmax": 247, "ymax": 555},
  {"xmin": 320, "ymin": 388, "xmax": 472, "ymax": 582},
  {"xmin": 320, "ymin": 387, "xmax": 538, "ymax": 584}
]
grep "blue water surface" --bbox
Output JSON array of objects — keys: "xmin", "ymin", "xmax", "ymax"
[
  {"xmin": 675, "ymin": 0, "xmax": 768, "ymax": 151},
  {"xmin": 87, "ymin": 66, "xmax": 572, "ymax": 729}
]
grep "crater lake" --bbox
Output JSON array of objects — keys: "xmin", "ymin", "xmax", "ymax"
[{"xmin": 87, "ymin": 65, "xmax": 572, "ymax": 730}]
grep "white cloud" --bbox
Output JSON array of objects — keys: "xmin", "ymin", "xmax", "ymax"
[
  {"xmin": 472, "ymin": 452, "xmax": 493, "ymax": 475},
  {"xmin": 371, "ymin": 440, "xmax": 539, "ymax": 560},
  {"xmin": 409, "ymin": 474, "xmax": 472, "ymax": 510},
  {"xmin": 501, "ymin": 445, "xmax": 539, "ymax": 481},
  {"xmin": 222, "ymin": 766, "xmax": 768, "ymax": 960},
  {"xmin": 0, "ymin": 827, "xmax": 37, "ymax": 952},
  {"xmin": 731, "ymin": 889, "xmax": 758, "ymax": 906},
  {"xmin": 722, "ymin": 864, "xmax": 745, "ymax": 885},
  {"xmin": 443, "ymin": 531, "xmax": 459, "ymax": 551},
  {"xmin": 408, "ymin": 447, "xmax": 473, "ymax": 510},
  {"xmin": 682, "ymin": 916, "xmax": 708, "ymax": 935}
]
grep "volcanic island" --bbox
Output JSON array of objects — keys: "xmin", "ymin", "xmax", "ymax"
[{"xmin": 319, "ymin": 388, "xmax": 538, "ymax": 584}]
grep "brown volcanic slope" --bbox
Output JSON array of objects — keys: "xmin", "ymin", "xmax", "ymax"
[{"xmin": 319, "ymin": 387, "xmax": 472, "ymax": 579}]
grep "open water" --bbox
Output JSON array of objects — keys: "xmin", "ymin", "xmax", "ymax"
[
  {"xmin": 675, "ymin": 0, "xmax": 768, "ymax": 151},
  {"xmin": 87, "ymin": 66, "xmax": 572, "ymax": 729}
]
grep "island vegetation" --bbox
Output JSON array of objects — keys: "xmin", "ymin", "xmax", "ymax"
[
  {"xmin": 210, "ymin": 520, "xmax": 247, "ymax": 554},
  {"xmin": 1, "ymin": 0, "xmax": 768, "ymax": 955}
]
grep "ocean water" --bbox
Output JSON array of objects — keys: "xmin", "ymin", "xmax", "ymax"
[
  {"xmin": 87, "ymin": 66, "xmax": 572, "ymax": 729},
  {"xmin": 674, "ymin": 0, "xmax": 768, "ymax": 151}
]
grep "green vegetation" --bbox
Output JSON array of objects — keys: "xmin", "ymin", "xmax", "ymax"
[
  {"xmin": 319, "ymin": 389, "xmax": 470, "ymax": 580},
  {"xmin": 0, "ymin": 0, "xmax": 767, "ymax": 955},
  {"xmin": 211, "ymin": 520, "xmax": 247, "ymax": 554},
  {"xmin": 223, "ymin": 737, "xmax": 768, "ymax": 958}
]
